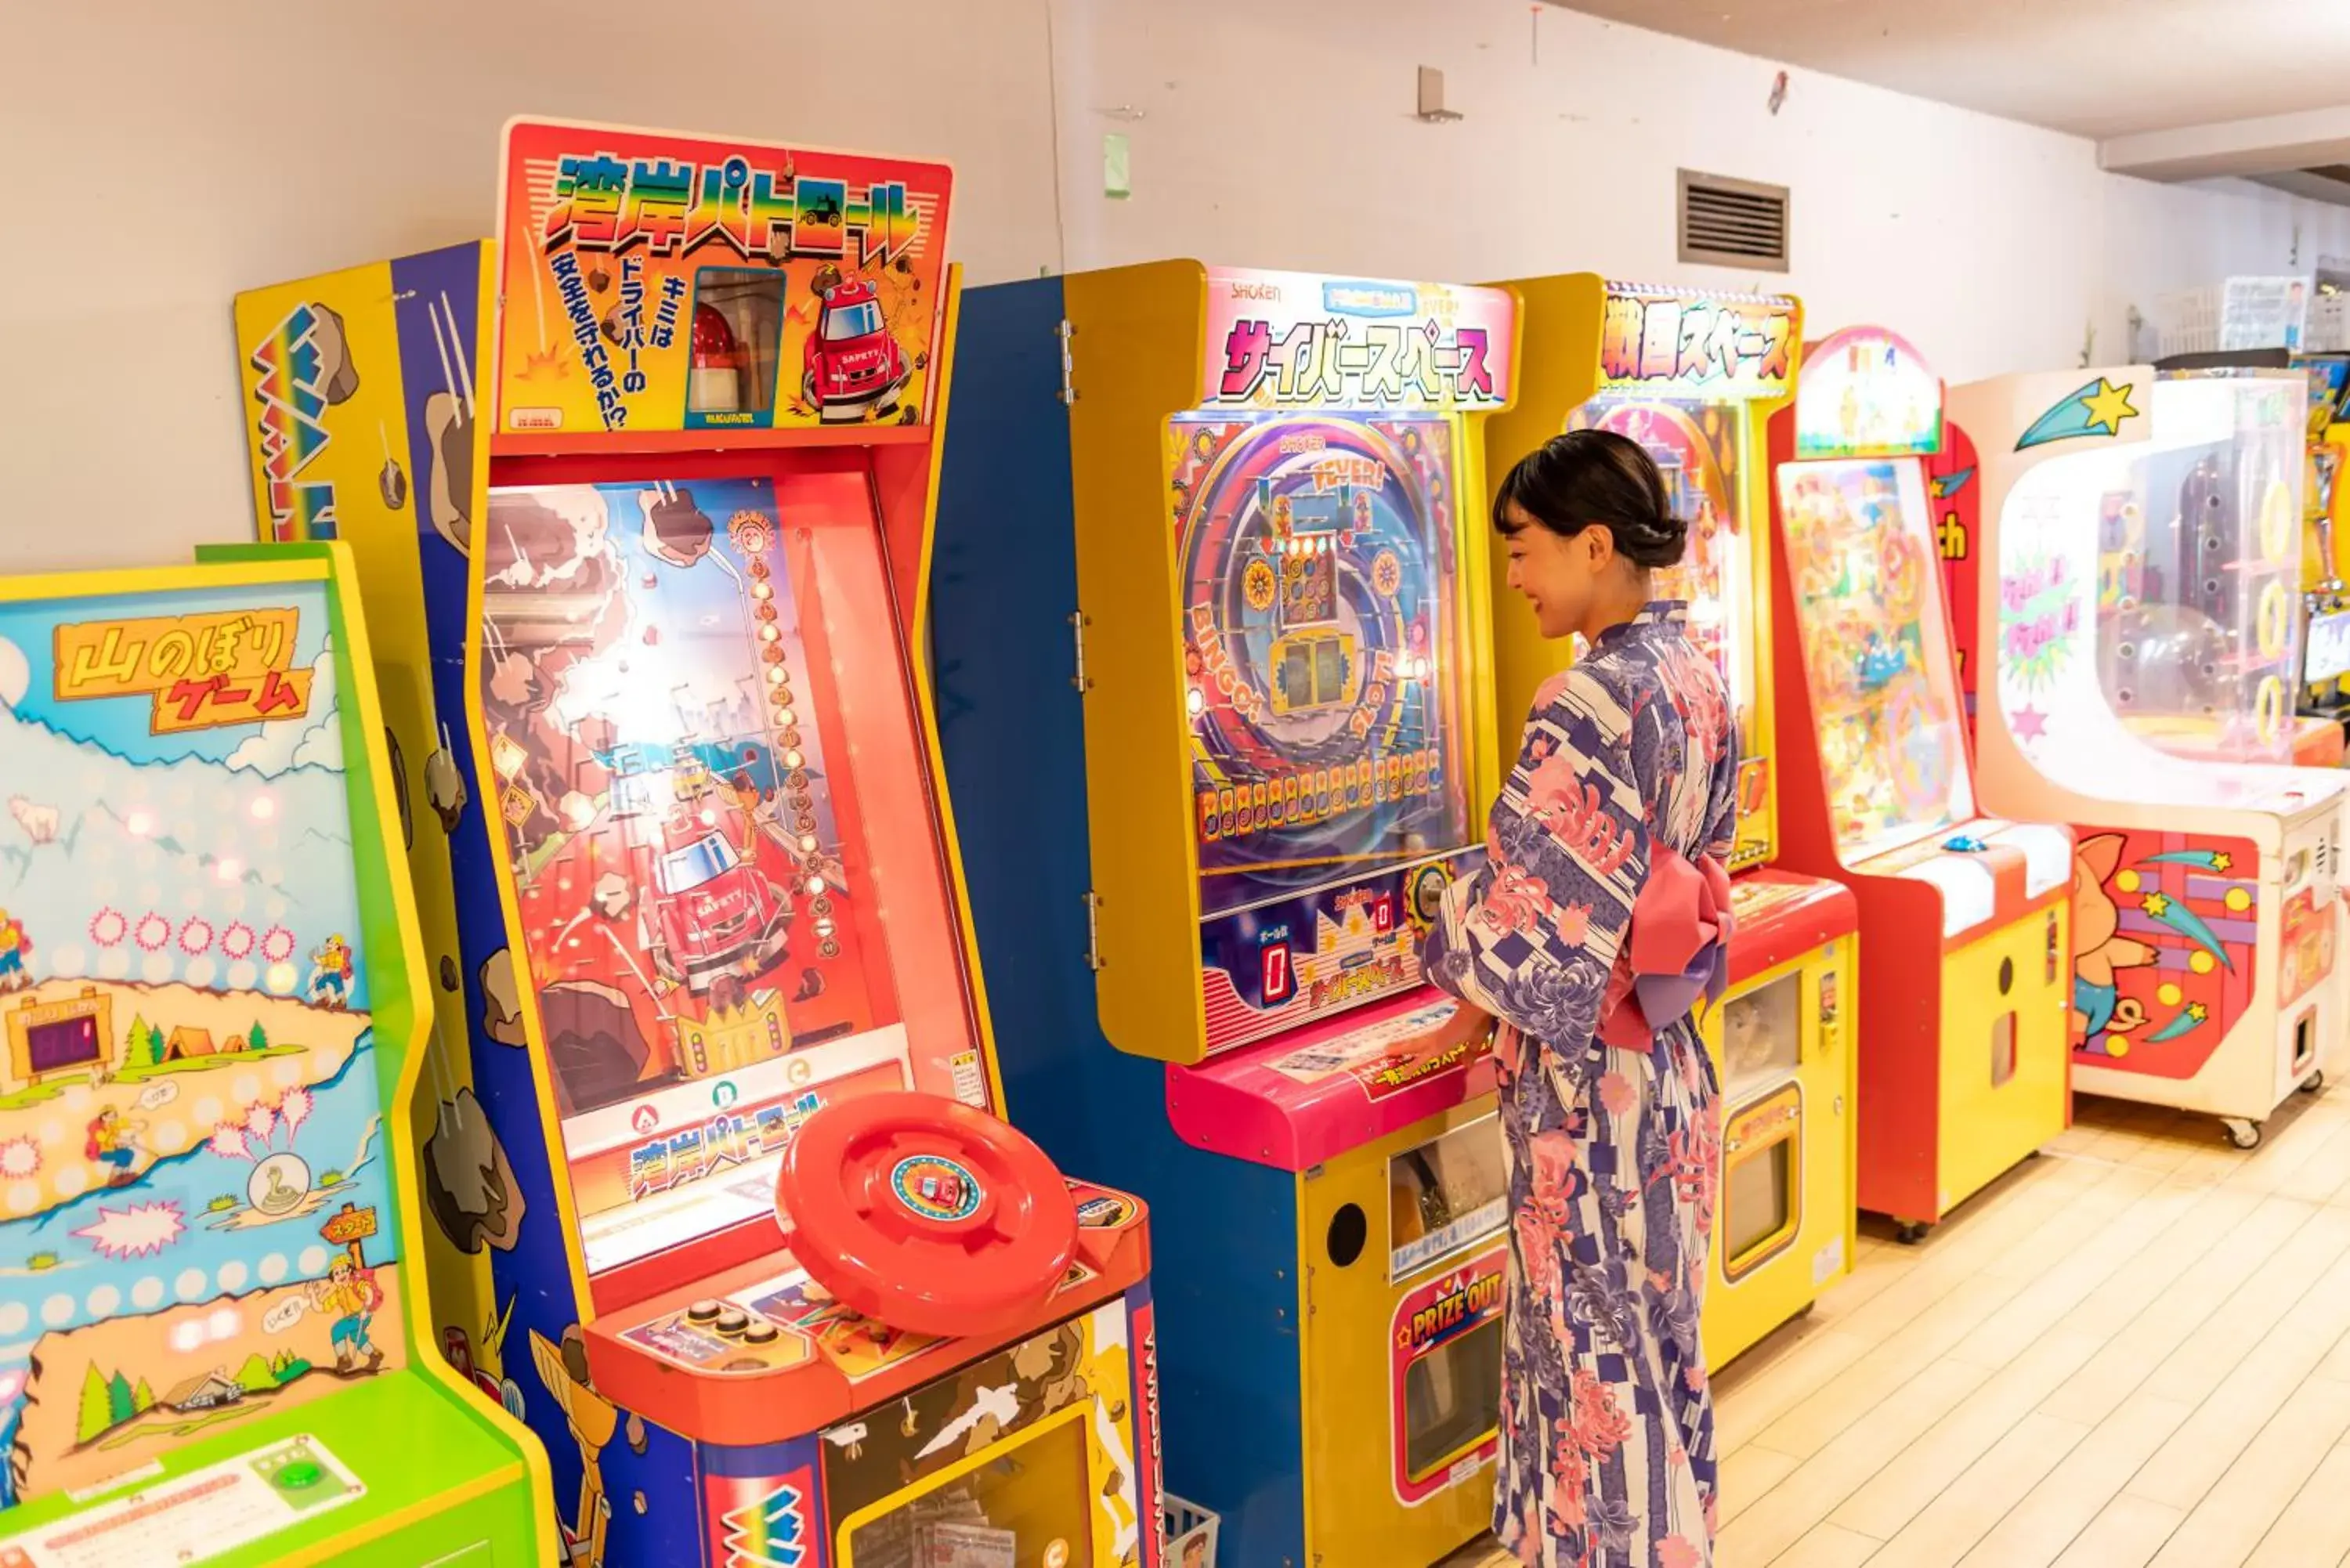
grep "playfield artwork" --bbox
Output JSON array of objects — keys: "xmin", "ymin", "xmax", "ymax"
[
  {"xmin": 479, "ymin": 477, "xmax": 917, "ymax": 1268},
  {"xmin": 0, "ymin": 582, "xmax": 406, "ymax": 1505},
  {"xmin": 1778, "ymin": 457, "xmax": 1972, "ymax": 861}
]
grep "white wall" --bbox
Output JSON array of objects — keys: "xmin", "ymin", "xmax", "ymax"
[{"xmin": 7, "ymin": 0, "xmax": 2350, "ymax": 573}]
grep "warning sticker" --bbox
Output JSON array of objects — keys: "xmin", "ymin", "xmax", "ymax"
[{"xmin": 0, "ymin": 1435, "xmax": 364, "ymax": 1568}]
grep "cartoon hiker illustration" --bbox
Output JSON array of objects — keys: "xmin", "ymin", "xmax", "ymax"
[
  {"xmin": 0, "ymin": 908, "xmax": 30, "ymax": 992},
  {"xmin": 85, "ymin": 1107, "xmax": 146, "ymax": 1187},
  {"xmin": 2073, "ymin": 834, "xmax": 2156, "ymax": 1047},
  {"xmin": 313, "ymin": 1255, "xmax": 385, "ymax": 1372},
  {"xmin": 306, "ymin": 934, "xmax": 354, "ymax": 1008}
]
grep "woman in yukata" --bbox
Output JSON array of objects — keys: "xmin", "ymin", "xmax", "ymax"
[{"xmin": 1404, "ymin": 429, "xmax": 1738, "ymax": 1568}]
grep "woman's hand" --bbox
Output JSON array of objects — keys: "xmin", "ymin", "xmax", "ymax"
[{"xmin": 1385, "ymin": 1002, "xmax": 1496, "ymax": 1076}]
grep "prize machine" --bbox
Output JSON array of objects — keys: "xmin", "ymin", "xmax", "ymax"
[
  {"xmin": 1938, "ymin": 366, "xmax": 2348, "ymax": 1147},
  {"xmin": 233, "ymin": 118, "xmax": 1162, "ymax": 1568},
  {"xmin": 1765, "ymin": 328, "xmax": 2073, "ymax": 1241},
  {"xmin": 934, "ymin": 264, "xmax": 1521, "ymax": 1568},
  {"xmin": 2290, "ymin": 354, "xmax": 2350, "ymax": 738},
  {"xmin": 1483, "ymin": 276, "xmax": 1861, "ymax": 1344},
  {"xmin": 0, "ymin": 551, "xmax": 553, "ymax": 1565}
]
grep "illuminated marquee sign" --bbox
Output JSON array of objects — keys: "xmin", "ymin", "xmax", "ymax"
[
  {"xmin": 1795, "ymin": 326, "xmax": 1943, "ymax": 458},
  {"xmin": 1202, "ymin": 268, "xmax": 1517, "ymax": 411},
  {"xmin": 1598, "ymin": 284, "xmax": 1796, "ymax": 399},
  {"xmin": 54, "ymin": 609, "xmax": 313, "ymax": 734}
]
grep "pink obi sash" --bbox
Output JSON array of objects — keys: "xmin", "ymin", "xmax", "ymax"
[{"xmin": 1597, "ymin": 847, "xmax": 1735, "ymax": 1050}]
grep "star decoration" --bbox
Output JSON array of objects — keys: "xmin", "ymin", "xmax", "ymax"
[
  {"xmin": 2013, "ymin": 703, "xmax": 2050, "ymax": 742},
  {"xmin": 2142, "ymin": 892, "xmax": 2171, "ymax": 917},
  {"xmin": 2081, "ymin": 378, "xmax": 2140, "ymax": 435},
  {"xmin": 2210, "ymin": 852, "xmax": 2232, "ymax": 871},
  {"xmin": 2186, "ymin": 1002, "xmax": 2209, "ymax": 1022}
]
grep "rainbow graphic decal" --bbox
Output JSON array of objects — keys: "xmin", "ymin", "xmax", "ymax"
[
  {"xmin": 703, "ymin": 1466, "xmax": 814, "ymax": 1568},
  {"xmin": 248, "ymin": 301, "xmax": 353, "ymax": 540}
]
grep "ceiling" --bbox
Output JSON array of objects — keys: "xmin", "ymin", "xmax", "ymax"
[{"xmin": 1553, "ymin": 0, "xmax": 2350, "ymax": 143}]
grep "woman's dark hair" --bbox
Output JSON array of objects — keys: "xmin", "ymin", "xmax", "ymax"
[{"xmin": 1492, "ymin": 428, "xmax": 1688, "ymax": 570}]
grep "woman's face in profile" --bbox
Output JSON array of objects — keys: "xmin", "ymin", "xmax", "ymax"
[{"xmin": 1502, "ymin": 500, "xmax": 1611, "ymax": 642}]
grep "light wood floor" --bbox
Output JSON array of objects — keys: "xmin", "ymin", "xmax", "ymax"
[{"xmin": 1441, "ymin": 1086, "xmax": 2350, "ymax": 1567}]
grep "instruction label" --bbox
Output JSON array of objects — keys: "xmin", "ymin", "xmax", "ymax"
[{"xmin": 0, "ymin": 1435, "xmax": 363, "ymax": 1568}]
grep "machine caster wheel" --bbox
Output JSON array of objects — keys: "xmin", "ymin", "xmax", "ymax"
[
  {"xmin": 2301, "ymin": 1071, "xmax": 2326, "ymax": 1096},
  {"xmin": 1894, "ymin": 1220, "xmax": 1931, "ymax": 1245},
  {"xmin": 2225, "ymin": 1119, "xmax": 2264, "ymax": 1151}
]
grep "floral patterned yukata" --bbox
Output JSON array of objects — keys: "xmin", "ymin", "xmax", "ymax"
[{"xmin": 1425, "ymin": 602, "xmax": 1737, "ymax": 1568}]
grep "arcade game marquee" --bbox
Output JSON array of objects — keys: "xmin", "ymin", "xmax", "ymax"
[
  {"xmin": 0, "ymin": 548, "xmax": 554, "ymax": 1565},
  {"xmin": 1939, "ymin": 365, "xmax": 2347, "ymax": 1146},
  {"xmin": 1766, "ymin": 327, "xmax": 2073, "ymax": 1240},
  {"xmin": 1482, "ymin": 276, "xmax": 1860, "ymax": 1351},
  {"xmin": 935, "ymin": 264, "xmax": 1518, "ymax": 1568},
  {"xmin": 232, "ymin": 118, "xmax": 1162, "ymax": 1568}
]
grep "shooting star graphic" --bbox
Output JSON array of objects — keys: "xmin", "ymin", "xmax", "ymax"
[{"xmin": 1929, "ymin": 465, "xmax": 1975, "ymax": 500}]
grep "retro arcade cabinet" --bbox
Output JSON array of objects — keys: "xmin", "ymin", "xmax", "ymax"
[
  {"xmin": 935, "ymin": 265, "xmax": 1519, "ymax": 1567},
  {"xmin": 2290, "ymin": 353, "xmax": 2350, "ymax": 739},
  {"xmin": 0, "ymin": 549, "xmax": 552, "ymax": 1566},
  {"xmin": 1940, "ymin": 365, "xmax": 2347, "ymax": 1147},
  {"xmin": 1766, "ymin": 327, "xmax": 2074, "ymax": 1241},
  {"xmin": 237, "ymin": 119, "xmax": 1162, "ymax": 1568},
  {"xmin": 1484, "ymin": 274, "xmax": 1860, "ymax": 1354}
]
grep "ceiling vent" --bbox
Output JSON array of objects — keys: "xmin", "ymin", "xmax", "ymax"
[{"xmin": 1679, "ymin": 170, "xmax": 1791, "ymax": 272}]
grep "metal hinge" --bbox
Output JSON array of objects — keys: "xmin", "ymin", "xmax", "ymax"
[
  {"xmin": 1057, "ymin": 319, "xmax": 1079, "ymax": 404},
  {"xmin": 1083, "ymin": 889, "xmax": 1104, "ymax": 972},
  {"xmin": 1069, "ymin": 612, "xmax": 1092, "ymax": 692}
]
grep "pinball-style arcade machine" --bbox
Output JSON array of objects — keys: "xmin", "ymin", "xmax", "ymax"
[
  {"xmin": 233, "ymin": 118, "xmax": 1162, "ymax": 1568},
  {"xmin": 935, "ymin": 265, "xmax": 1519, "ymax": 1567},
  {"xmin": 1766, "ymin": 328, "xmax": 2073, "ymax": 1240},
  {"xmin": 0, "ymin": 548, "xmax": 553, "ymax": 1566},
  {"xmin": 1484, "ymin": 275, "xmax": 1860, "ymax": 1349},
  {"xmin": 1939, "ymin": 366, "xmax": 2347, "ymax": 1146}
]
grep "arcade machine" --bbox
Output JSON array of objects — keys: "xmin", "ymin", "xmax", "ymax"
[
  {"xmin": 1940, "ymin": 365, "xmax": 2346, "ymax": 1146},
  {"xmin": 935, "ymin": 265, "xmax": 1519, "ymax": 1567},
  {"xmin": 1766, "ymin": 327, "xmax": 2074, "ymax": 1240},
  {"xmin": 1483, "ymin": 275, "xmax": 1861, "ymax": 1344},
  {"xmin": 233, "ymin": 118, "xmax": 1162, "ymax": 1568},
  {"xmin": 2292, "ymin": 355, "xmax": 2350, "ymax": 739},
  {"xmin": 0, "ymin": 547, "xmax": 553, "ymax": 1565}
]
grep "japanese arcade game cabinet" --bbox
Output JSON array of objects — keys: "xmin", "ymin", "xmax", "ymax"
[
  {"xmin": 237, "ymin": 119, "xmax": 1162, "ymax": 1568},
  {"xmin": 1940, "ymin": 366, "xmax": 2349, "ymax": 1148},
  {"xmin": 0, "ymin": 548, "xmax": 554, "ymax": 1566},
  {"xmin": 2289, "ymin": 354, "xmax": 2350, "ymax": 744},
  {"xmin": 1766, "ymin": 327, "xmax": 2075, "ymax": 1241},
  {"xmin": 1483, "ymin": 274, "xmax": 1860, "ymax": 1358},
  {"xmin": 933, "ymin": 265, "xmax": 1519, "ymax": 1568}
]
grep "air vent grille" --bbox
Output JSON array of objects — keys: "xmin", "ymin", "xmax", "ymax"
[{"xmin": 1679, "ymin": 170, "xmax": 1790, "ymax": 272}]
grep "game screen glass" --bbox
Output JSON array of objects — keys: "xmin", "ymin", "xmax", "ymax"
[
  {"xmin": 1170, "ymin": 413, "xmax": 1473, "ymax": 919},
  {"xmin": 2090, "ymin": 377, "xmax": 2305, "ymax": 764},
  {"xmin": 1777, "ymin": 457, "xmax": 1975, "ymax": 862},
  {"xmin": 0, "ymin": 577, "xmax": 410, "ymax": 1507},
  {"xmin": 1568, "ymin": 399, "xmax": 1755, "ymax": 758},
  {"xmin": 1995, "ymin": 376, "xmax": 2308, "ymax": 797},
  {"xmin": 478, "ymin": 475, "xmax": 985, "ymax": 1277}
]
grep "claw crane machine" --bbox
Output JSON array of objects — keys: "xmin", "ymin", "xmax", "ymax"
[
  {"xmin": 0, "ymin": 547, "xmax": 553, "ymax": 1566},
  {"xmin": 1940, "ymin": 365, "xmax": 2348, "ymax": 1147},
  {"xmin": 1483, "ymin": 275, "xmax": 1860, "ymax": 1349},
  {"xmin": 935, "ymin": 264, "xmax": 1522, "ymax": 1568},
  {"xmin": 1766, "ymin": 327, "xmax": 2073, "ymax": 1241},
  {"xmin": 233, "ymin": 117, "xmax": 1163, "ymax": 1568}
]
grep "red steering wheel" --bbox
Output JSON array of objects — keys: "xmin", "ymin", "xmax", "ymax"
[{"xmin": 776, "ymin": 1091, "xmax": 1079, "ymax": 1340}]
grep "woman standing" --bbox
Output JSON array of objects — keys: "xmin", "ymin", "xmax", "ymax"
[{"xmin": 1408, "ymin": 429, "xmax": 1738, "ymax": 1567}]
